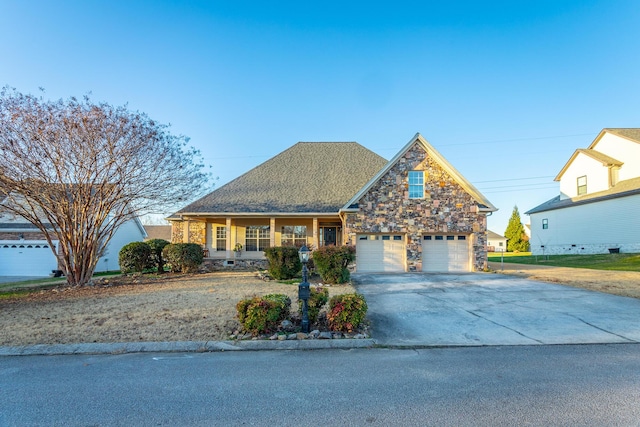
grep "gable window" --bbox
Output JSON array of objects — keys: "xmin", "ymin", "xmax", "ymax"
[
  {"xmin": 577, "ymin": 175, "xmax": 587, "ymax": 195},
  {"xmin": 215, "ymin": 226, "xmax": 227, "ymax": 251},
  {"xmin": 246, "ymin": 226, "xmax": 270, "ymax": 251},
  {"xmin": 281, "ymin": 226, "xmax": 307, "ymax": 247},
  {"xmin": 542, "ymin": 219, "xmax": 548, "ymax": 230},
  {"xmin": 408, "ymin": 171, "xmax": 424, "ymax": 199}
]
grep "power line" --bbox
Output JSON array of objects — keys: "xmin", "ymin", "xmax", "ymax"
[{"xmin": 474, "ymin": 175, "xmax": 555, "ymax": 184}]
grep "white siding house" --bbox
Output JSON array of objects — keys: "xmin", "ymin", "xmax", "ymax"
[
  {"xmin": 487, "ymin": 230, "xmax": 507, "ymax": 252},
  {"xmin": 526, "ymin": 128, "xmax": 640, "ymax": 255},
  {"xmin": 0, "ymin": 212, "xmax": 146, "ymax": 276}
]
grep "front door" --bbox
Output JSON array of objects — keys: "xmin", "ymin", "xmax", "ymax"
[{"xmin": 322, "ymin": 227, "xmax": 337, "ymax": 246}]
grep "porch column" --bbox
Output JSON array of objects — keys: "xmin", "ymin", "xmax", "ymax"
[
  {"xmin": 182, "ymin": 220, "xmax": 190, "ymax": 243},
  {"xmin": 226, "ymin": 217, "xmax": 232, "ymax": 258},
  {"xmin": 313, "ymin": 218, "xmax": 319, "ymax": 249},
  {"xmin": 270, "ymin": 218, "xmax": 276, "ymax": 247}
]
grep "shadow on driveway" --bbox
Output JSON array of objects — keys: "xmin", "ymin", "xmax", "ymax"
[{"xmin": 352, "ymin": 272, "xmax": 640, "ymax": 347}]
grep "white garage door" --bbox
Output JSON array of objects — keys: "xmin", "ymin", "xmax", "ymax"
[
  {"xmin": 0, "ymin": 241, "xmax": 58, "ymax": 276},
  {"xmin": 356, "ymin": 234, "xmax": 405, "ymax": 273},
  {"xmin": 422, "ymin": 235, "xmax": 471, "ymax": 272}
]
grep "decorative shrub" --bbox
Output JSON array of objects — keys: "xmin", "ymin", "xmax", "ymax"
[
  {"xmin": 263, "ymin": 246, "xmax": 302, "ymax": 280},
  {"xmin": 162, "ymin": 243, "xmax": 203, "ymax": 273},
  {"xmin": 236, "ymin": 293, "xmax": 291, "ymax": 335},
  {"xmin": 298, "ymin": 286, "xmax": 329, "ymax": 324},
  {"xmin": 118, "ymin": 241, "xmax": 152, "ymax": 274},
  {"xmin": 146, "ymin": 238, "xmax": 170, "ymax": 273},
  {"xmin": 312, "ymin": 245, "xmax": 356, "ymax": 284},
  {"xmin": 327, "ymin": 293, "xmax": 368, "ymax": 332}
]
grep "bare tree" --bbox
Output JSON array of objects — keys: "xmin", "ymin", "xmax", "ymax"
[{"xmin": 0, "ymin": 87, "xmax": 212, "ymax": 286}]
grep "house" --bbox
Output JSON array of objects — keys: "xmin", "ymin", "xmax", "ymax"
[
  {"xmin": 143, "ymin": 225, "xmax": 172, "ymax": 242},
  {"xmin": 0, "ymin": 211, "xmax": 147, "ymax": 276},
  {"xmin": 486, "ymin": 230, "xmax": 507, "ymax": 252},
  {"xmin": 169, "ymin": 133, "xmax": 497, "ymax": 272},
  {"xmin": 525, "ymin": 128, "xmax": 640, "ymax": 255}
]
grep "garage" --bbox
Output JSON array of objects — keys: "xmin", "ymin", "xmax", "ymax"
[
  {"xmin": 356, "ymin": 234, "xmax": 405, "ymax": 272},
  {"xmin": 0, "ymin": 241, "xmax": 59, "ymax": 276},
  {"xmin": 422, "ymin": 235, "xmax": 471, "ymax": 272}
]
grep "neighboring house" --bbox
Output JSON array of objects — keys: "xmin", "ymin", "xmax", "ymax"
[
  {"xmin": 144, "ymin": 225, "xmax": 172, "ymax": 242},
  {"xmin": 0, "ymin": 211, "xmax": 147, "ymax": 276},
  {"xmin": 169, "ymin": 133, "xmax": 497, "ymax": 273},
  {"xmin": 525, "ymin": 128, "xmax": 640, "ymax": 255},
  {"xmin": 486, "ymin": 230, "xmax": 507, "ymax": 252}
]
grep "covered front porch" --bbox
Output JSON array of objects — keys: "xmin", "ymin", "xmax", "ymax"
[{"xmin": 171, "ymin": 214, "xmax": 344, "ymax": 260}]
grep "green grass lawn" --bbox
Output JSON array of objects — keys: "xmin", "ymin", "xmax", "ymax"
[{"xmin": 487, "ymin": 252, "xmax": 640, "ymax": 272}]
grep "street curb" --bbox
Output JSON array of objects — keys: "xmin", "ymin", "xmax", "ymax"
[{"xmin": 0, "ymin": 339, "xmax": 377, "ymax": 356}]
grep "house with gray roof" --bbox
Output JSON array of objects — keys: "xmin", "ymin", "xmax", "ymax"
[
  {"xmin": 525, "ymin": 128, "xmax": 640, "ymax": 255},
  {"xmin": 169, "ymin": 133, "xmax": 497, "ymax": 272}
]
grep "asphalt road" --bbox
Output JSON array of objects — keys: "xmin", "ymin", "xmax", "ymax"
[{"xmin": 2, "ymin": 344, "xmax": 640, "ymax": 426}]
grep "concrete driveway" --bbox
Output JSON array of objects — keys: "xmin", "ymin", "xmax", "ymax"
[{"xmin": 352, "ymin": 273, "xmax": 640, "ymax": 347}]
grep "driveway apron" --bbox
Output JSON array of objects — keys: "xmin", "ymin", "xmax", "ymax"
[{"xmin": 352, "ymin": 273, "xmax": 640, "ymax": 347}]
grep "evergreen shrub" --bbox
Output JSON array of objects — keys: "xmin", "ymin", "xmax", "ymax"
[
  {"xmin": 327, "ymin": 293, "xmax": 368, "ymax": 332},
  {"xmin": 118, "ymin": 241, "xmax": 152, "ymax": 274},
  {"xmin": 236, "ymin": 293, "xmax": 291, "ymax": 335},
  {"xmin": 162, "ymin": 243, "xmax": 203, "ymax": 273},
  {"xmin": 312, "ymin": 245, "xmax": 356, "ymax": 284},
  {"xmin": 298, "ymin": 286, "xmax": 329, "ymax": 323},
  {"xmin": 264, "ymin": 246, "xmax": 302, "ymax": 280},
  {"xmin": 146, "ymin": 238, "xmax": 170, "ymax": 273}
]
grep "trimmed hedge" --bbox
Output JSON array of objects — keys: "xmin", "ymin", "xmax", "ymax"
[
  {"xmin": 118, "ymin": 241, "xmax": 151, "ymax": 273},
  {"xmin": 162, "ymin": 243, "xmax": 203, "ymax": 273},
  {"xmin": 264, "ymin": 246, "xmax": 302, "ymax": 280},
  {"xmin": 236, "ymin": 294, "xmax": 291, "ymax": 335},
  {"xmin": 312, "ymin": 245, "xmax": 356, "ymax": 284},
  {"xmin": 327, "ymin": 293, "xmax": 368, "ymax": 332},
  {"xmin": 146, "ymin": 238, "xmax": 170, "ymax": 273},
  {"xmin": 298, "ymin": 286, "xmax": 329, "ymax": 324}
]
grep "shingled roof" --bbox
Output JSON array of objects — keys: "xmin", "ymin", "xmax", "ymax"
[
  {"xmin": 599, "ymin": 128, "xmax": 640, "ymax": 144},
  {"xmin": 174, "ymin": 142, "xmax": 388, "ymax": 215}
]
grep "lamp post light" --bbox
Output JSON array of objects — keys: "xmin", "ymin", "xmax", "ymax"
[{"xmin": 298, "ymin": 244, "xmax": 311, "ymax": 333}]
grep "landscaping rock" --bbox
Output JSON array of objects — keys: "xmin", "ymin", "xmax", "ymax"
[{"xmin": 319, "ymin": 331, "xmax": 333, "ymax": 339}]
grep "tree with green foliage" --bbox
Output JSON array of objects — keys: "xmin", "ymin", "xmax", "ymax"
[{"xmin": 504, "ymin": 206, "xmax": 530, "ymax": 252}]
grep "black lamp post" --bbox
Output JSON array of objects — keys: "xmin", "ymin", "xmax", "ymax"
[{"xmin": 298, "ymin": 244, "xmax": 311, "ymax": 333}]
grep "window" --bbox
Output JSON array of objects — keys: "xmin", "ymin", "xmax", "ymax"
[
  {"xmin": 498, "ymin": 242, "xmax": 503, "ymax": 247},
  {"xmin": 435, "ymin": 236, "xmax": 444, "ymax": 240},
  {"xmin": 246, "ymin": 226, "xmax": 270, "ymax": 251},
  {"xmin": 215, "ymin": 226, "xmax": 226, "ymax": 251},
  {"xmin": 542, "ymin": 219, "xmax": 548, "ymax": 230},
  {"xmin": 577, "ymin": 175, "xmax": 587, "ymax": 195},
  {"xmin": 457, "ymin": 236, "xmax": 466, "ymax": 240},
  {"xmin": 408, "ymin": 171, "xmax": 424, "ymax": 199},
  {"xmin": 281, "ymin": 226, "xmax": 307, "ymax": 247},
  {"xmin": 446, "ymin": 236, "xmax": 455, "ymax": 241},
  {"xmin": 393, "ymin": 235, "xmax": 402, "ymax": 241}
]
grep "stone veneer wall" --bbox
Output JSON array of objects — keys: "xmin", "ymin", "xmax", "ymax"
[
  {"xmin": 170, "ymin": 221, "xmax": 205, "ymax": 245},
  {"xmin": 344, "ymin": 142, "xmax": 488, "ymax": 271}
]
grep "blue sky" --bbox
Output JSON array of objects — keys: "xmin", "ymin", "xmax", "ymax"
[{"xmin": 1, "ymin": 1, "xmax": 639, "ymax": 233}]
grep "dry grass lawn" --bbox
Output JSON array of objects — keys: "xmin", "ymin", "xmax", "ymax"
[{"xmin": 0, "ymin": 272, "xmax": 356, "ymax": 347}]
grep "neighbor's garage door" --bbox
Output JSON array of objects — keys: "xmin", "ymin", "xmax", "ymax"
[
  {"xmin": 0, "ymin": 241, "xmax": 58, "ymax": 276},
  {"xmin": 422, "ymin": 235, "xmax": 471, "ymax": 272},
  {"xmin": 356, "ymin": 234, "xmax": 405, "ymax": 273}
]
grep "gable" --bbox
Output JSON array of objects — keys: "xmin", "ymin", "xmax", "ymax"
[
  {"xmin": 342, "ymin": 133, "xmax": 496, "ymax": 212},
  {"xmin": 174, "ymin": 142, "xmax": 388, "ymax": 215}
]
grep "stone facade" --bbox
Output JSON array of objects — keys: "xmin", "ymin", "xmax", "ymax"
[
  {"xmin": 201, "ymin": 258, "xmax": 268, "ymax": 272},
  {"xmin": 170, "ymin": 221, "xmax": 205, "ymax": 245},
  {"xmin": 344, "ymin": 142, "xmax": 488, "ymax": 271}
]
